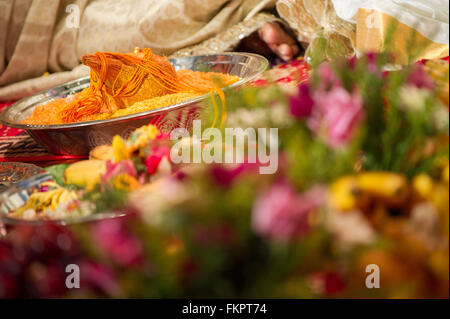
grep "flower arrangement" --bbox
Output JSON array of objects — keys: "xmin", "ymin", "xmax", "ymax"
[{"xmin": 0, "ymin": 51, "xmax": 448, "ymax": 298}]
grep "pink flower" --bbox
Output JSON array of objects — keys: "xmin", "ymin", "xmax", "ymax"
[
  {"xmin": 80, "ymin": 260, "xmax": 122, "ymax": 297},
  {"xmin": 252, "ymin": 183, "xmax": 326, "ymax": 242},
  {"xmin": 210, "ymin": 161, "xmax": 262, "ymax": 187},
  {"xmin": 309, "ymin": 87, "xmax": 364, "ymax": 149},
  {"xmin": 102, "ymin": 160, "xmax": 137, "ymax": 184},
  {"xmin": 407, "ymin": 64, "xmax": 434, "ymax": 90},
  {"xmin": 348, "ymin": 53, "xmax": 391, "ymax": 77},
  {"xmin": 91, "ymin": 218, "xmax": 143, "ymax": 268},
  {"xmin": 146, "ymin": 146, "xmax": 171, "ymax": 175},
  {"xmin": 289, "ymin": 83, "xmax": 315, "ymax": 118},
  {"xmin": 316, "ymin": 62, "xmax": 342, "ymax": 91}
]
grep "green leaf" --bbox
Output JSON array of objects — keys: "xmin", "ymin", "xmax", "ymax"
[{"xmin": 45, "ymin": 164, "xmax": 69, "ymax": 186}]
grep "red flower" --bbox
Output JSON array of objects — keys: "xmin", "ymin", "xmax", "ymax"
[
  {"xmin": 102, "ymin": 160, "xmax": 137, "ymax": 184},
  {"xmin": 0, "ymin": 271, "xmax": 19, "ymax": 298},
  {"xmin": 210, "ymin": 165, "xmax": 246, "ymax": 187},
  {"xmin": 252, "ymin": 79, "xmax": 269, "ymax": 87},
  {"xmin": 210, "ymin": 162, "xmax": 260, "ymax": 187},
  {"xmin": 28, "ymin": 260, "xmax": 68, "ymax": 297},
  {"xmin": 0, "ymin": 241, "xmax": 12, "ymax": 264},
  {"xmin": 146, "ymin": 146, "xmax": 171, "ymax": 175},
  {"xmin": 180, "ymin": 258, "xmax": 199, "ymax": 281},
  {"xmin": 308, "ymin": 271, "xmax": 346, "ymax": 296},
  {"xmin": 289, "ymin": 83, "xmax": 315, "ymax": 118}
]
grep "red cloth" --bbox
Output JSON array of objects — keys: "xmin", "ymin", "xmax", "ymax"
[{"xmin": 0, "ymin": 102, "xmax": 85, "ymax": 162}]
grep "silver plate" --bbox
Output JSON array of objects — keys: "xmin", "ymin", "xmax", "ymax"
[
  {"xmin": 0, "ymin": 53, "xmax": 268, "ymax": 156},
  {"xmin": 0, "ymin": 162, "xmax": 44, "ymax": 193}
]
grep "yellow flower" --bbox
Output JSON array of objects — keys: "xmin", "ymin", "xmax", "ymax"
[
  {"xmin": 112, "ymin": 135, "xmax": 130, "ymax": 162},
  {"xmin": 129, "ymin": 124, "xmax": 160, "ymax": 152},
  {"xmin": 113, "ymin": 174, "xmax": 140, "ymax": 192}
]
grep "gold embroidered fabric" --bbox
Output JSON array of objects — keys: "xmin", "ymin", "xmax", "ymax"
[
  {"xmin": 356, "ymin": 9, "xmax": 449, "ymax": 65},
  {"xmin": 276, "ymin": 0, "xmax": 449, "ymax": 64},
  {"xmin": 276, "ymin": 0, "xmax": 356, "ymax": 60},
  {"xmin": 171, "ymin": 13, "xmax": 282, "ymax": 58}
]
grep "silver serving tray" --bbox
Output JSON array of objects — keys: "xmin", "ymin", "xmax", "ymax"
[{"xmin": 0, "ymin": 53, "xmax": 268, "ymax": 156}]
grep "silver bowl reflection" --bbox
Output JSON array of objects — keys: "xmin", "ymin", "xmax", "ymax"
[{"xmin": 0, "ymin": 53, "xmax": 268, "ymax": 156}]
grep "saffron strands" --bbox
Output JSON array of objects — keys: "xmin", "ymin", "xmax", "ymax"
[{"xmin": 25, "ymin": 48, "xmax": 239, "ymax": 126}]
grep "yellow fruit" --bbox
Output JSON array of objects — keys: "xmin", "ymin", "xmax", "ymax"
[
  {"xmin": 443, "ymin": 164, "xmax": 449, "ymax": 183},
  {"xmin": 330, "ymin": 176, "xmax": 361, "ymax": 211},
  {"xmin": 356, "ymin": 172, "xmax": 408, "ymax": 205},
  {"xmin": 90, "ymin": 145, "xmax": 114, "ymax": 161},
  {"xmin": 64, "ymin": 160, "xmax": 106, "ymax": 189},
  {"xmin": 412, "ymin": 174, "xmax": 434, "ymax": 200}
]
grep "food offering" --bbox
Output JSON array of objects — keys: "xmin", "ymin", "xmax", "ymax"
[
  {"xmin": 24, "ymin": 48, "xmax": 240, "ymax": 125},
  {"xmin": 0, "ymin": 124, "xmax": 169, "ymax": 222}
]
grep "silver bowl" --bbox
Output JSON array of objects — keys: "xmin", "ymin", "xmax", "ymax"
[
  {"xmin": 0, "ymin": 53, "xmax": 268, "ymax": 156},
  {"xmin": 0, "ymin": 172, "xmax": 130, "ymax": 226}
]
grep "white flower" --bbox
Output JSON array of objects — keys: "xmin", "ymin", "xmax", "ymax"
[
  {"xmin": 399, "ymin": 85, "xmax": 432, "ymax": 112},
  {"xmin": 227, "ymin": 108, "xmax": 267, "ymax": 128},
  {"xmin": 269, "ymin": 102, "xmax": 292, "ymax": 127},
  {"xmin": 325, "ymin": 209, "xmax": 377, "ymax": 249},
  {"xmin": 433, "ymin": 105, "xmax": 450, "ymax": 132}
]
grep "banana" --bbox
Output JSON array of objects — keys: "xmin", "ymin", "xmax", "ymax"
[
  {"xmin": 330, "ymin": 176, "xmax": 361, "ymax": 211},
  {"xmin": 64, "ymin": 160, "xmax": 107, "ymax": 189},
  {"xmin": 356, "ymin": 172, "xmax": 408, "ymax": 206},
  {"xmin": 90, "ymin": 145, "xmax": 114, "ymax": 161}
]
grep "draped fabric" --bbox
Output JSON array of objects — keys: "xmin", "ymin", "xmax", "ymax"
[
  {"xmin": 0, "ymin": 0, "xmax": 448, "ymax": 101},
  {"xmin": 0, "ymin": 0, "xmax": 278, "ymax": 100},
  {"xmin": 277, "ymin": 0, "xmax": 449, "ymax": 64}
]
